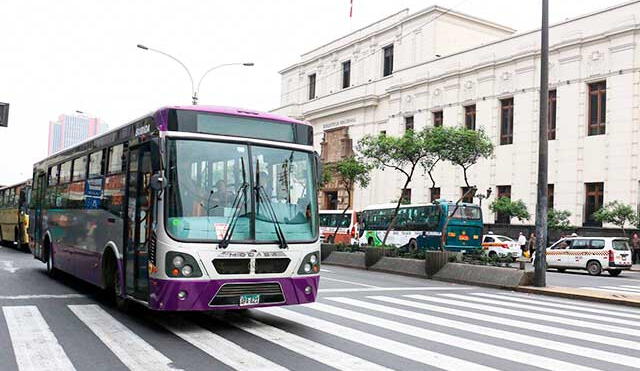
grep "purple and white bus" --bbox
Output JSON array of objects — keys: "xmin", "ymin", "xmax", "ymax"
[{"xmin": 29, "ymin": 106, "xmax": 320, "ymax": 310}]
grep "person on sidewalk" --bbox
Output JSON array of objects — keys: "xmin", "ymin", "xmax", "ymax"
[
  {"xmin": 632, "ymin": 232, "xmax": 640, "ymax": 264},
  {"xmin": 527, "ymin": 232, "xmax": 537, "ymax": 260},
  {"xmin": 518, "ymin": 232, "xmax": 527, "ymax": 257}
]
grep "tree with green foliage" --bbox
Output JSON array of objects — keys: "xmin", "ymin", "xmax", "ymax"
[
  {"xmin": 489, "ymin": 197, "xmax": 530, "ymax": 223},
  {"xmin": 437, "ymin": 127, "xmax": 494, "ymax": 187},
  {"xmin": 594, "ymin": 201, "xmax": 637, "ymax": 236},
  {"xmin": 357, "ymin": 129, "xmax": 438, "ymax": 245},
  {"xmin": 324, "ymin": 157, "xmax": 371, "ymax": 241},
  {"xmin": 547, "ymin": 209, "xmax": 572, "ymax": 230}
]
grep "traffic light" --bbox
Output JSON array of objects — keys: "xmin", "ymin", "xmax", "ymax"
[{"xmin": 0, "ymin": 102, "xmax": 8, "ymax": 127}]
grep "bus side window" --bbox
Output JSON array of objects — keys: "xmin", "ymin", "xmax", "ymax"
[{"xmin": 0, "ymin": 190, "xmax": 4, "ymax": 208}]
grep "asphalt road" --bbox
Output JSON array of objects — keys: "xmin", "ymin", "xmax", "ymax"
[{"xmin": 1, "ymin": 243, "xmax": 640, "ymax": 371}]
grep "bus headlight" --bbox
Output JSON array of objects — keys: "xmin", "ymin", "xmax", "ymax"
[
  {"xmin": 181, "ymin": 265, "xmax": 193, "ymax": 277},
  {"xmin": 298, "ymin": 251, "xmax": 320, "ymax": 275},
  {"xmin": 165, "ymin": 252, "xmax": 202, "ymax": 278}
]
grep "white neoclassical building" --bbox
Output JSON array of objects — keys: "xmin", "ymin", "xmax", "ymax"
[{"xmin": 272, "ymin": 1, "xmax": 640, "ymax": 227}]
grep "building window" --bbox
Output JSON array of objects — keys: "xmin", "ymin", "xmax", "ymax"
[
  {"xmin": 342, "ymin": 60, "xmax": 351, "ymax": 89},
  {"xmin": 500, "ymin": 98, "xmax": 514, "ymax": 145},
  {"xmin": 496, "ymin": 185, "xmax": 511, "ymax": 224},
  {"xmin": 325, "ymin": 191, "xmax": 338, "ymax": 210},
  {"xmin": 584, "ymin": 182, "xmax": 604, "ymax": 226},
  {"xmin": 404, "ymin": 116, "xmax": 414, "ymax": 131},
  {"xmin": 464, "ymin": 105, "xmax": 476, "ymax": 130},
  {"xmin": 433, "ymin": 111, "xmax": 443, "ymax": 127},
  {"xmin": 588, "ymin": 81, "xmax": 606, "ymax": 136},
  {"xmin": 548, "ymin": 90, "xmax": 557, "ymax": 140},
  {"xmin": 430, "ymin": 187, "xmax": 440, "ymax": 202},
  {"xmin": 308, "ymin": 73, "xmax": 316, "ymax": 100},
  {"xmin": 383, "ymin": 45, "xmax": 394, "ymax": 77},
  {"xmin": 548, "ymin": 184, "xmax": 554, "ymax": 210},
  {"xmin": 461, "ymin": 187, "xmax": 474, "ymax": 203},
  {"xmin": 401, "ymin": 188, "xmax": 411, "ymax": 204}
]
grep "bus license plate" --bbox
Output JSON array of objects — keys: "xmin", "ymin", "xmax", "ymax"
[
  {"xmin": 459, "ymin": 235, "xmax": 469, "ymax": 241},
  {"xmin": 239, "ymin": 294, "xmax": 260, "ymax": 306}
]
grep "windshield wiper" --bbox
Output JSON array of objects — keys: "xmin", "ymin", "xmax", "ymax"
[
  {"xmin": 255, "ymin": 160, "xmax": 288, "ymax": 249},
  {"xmin": 219, "ymin": 158, "xmax": 248, "ymax": 249}
]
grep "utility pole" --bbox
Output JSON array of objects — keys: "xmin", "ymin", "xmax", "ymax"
[{"xmin": 534, "ymin": 0, "xmax": 549, "ymax": 287}]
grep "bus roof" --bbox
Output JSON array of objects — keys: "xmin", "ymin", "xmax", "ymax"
[
  {"xmin": 168, "ymin": 106, "xmax": 310, "ymax": 127},
  {"xmin": 0, "ymin": 179, "xmax": 31, "ymax": 191},
  {"xmin": 360, "ymin": 201, "xmax": 479, "ymax": 211},
  {"xmin": 319, "ymin": 209, "xmax": 354, "ymax": 214}
]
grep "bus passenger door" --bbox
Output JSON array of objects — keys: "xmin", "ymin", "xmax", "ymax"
[
  {"xmin": 31, "ymin": 172, "xmax": 47, "ymax": 260},
  {"xmin": 124, "ymin": 145, "xmax": 154, "ymax": 300}
]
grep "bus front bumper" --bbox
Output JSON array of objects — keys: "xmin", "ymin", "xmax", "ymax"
[{"xmin": 148, "ymin": 275, "xmax": 319, "ymax": 311}]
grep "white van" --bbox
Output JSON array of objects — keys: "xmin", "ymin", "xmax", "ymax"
[{"xmin": 545, "ymin": 237, "xmax": 632, "ymax": 276}]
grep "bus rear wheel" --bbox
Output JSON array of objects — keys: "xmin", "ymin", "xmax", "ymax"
[
  {"xmin": 368, "ymin": 237, "xmax": 374, "ymax": 247},
  {"xmin": 45, "ymin": 240, "xmax": 57, "ymax": 278},
  {"xmin": 408, "ymin": 239, "xmax": 418, "ymax": 252}
]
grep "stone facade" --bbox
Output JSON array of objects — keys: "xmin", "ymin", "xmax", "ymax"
[{"xmin": 273, "ymin": 2, "xmax": 640, "ymax": 227}]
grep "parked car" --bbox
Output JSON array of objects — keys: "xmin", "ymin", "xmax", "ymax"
[
  {"xmin": 482, "ymin": 234, "xmax": 521, "ymax": 260},
  {"xmin": 543, "ymin": 237, "xmax": 632, "ymax": 276}
]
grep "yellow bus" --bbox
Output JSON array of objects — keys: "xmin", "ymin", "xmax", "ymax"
[{"xmin": 0, "ymin": 180, "xmax": 31, "ymax": 249}]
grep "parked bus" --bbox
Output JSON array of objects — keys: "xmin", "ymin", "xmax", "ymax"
[
  {"xmin": 358, "ymin": 201, "xmax": 483, "ymax": 252},
  {"xmin": 319, "ymin": 210, "xmax": 358, "ymax": 244},
  {"xmin": 0, "ymin": 180, "xmax": 31, "ymax": 249},
  {"xmin": 29, "ymin": 106, "xmax": 321, "ymax": 311}
]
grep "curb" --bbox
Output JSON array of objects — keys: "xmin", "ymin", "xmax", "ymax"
[{"xmin": 514, "ymin": 286, "xmax": 640, "ymax": 308}]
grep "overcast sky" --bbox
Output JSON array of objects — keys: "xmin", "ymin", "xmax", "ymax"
[{"xmin": 0, "ymin": 0, "xmax": 627, "ymax": 184}]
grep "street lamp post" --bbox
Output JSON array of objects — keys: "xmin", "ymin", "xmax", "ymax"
[
  {"xmin": 474, "ymin": 187, "xmax": 493, "ymax": 207},
  {"xmin": 137, "ymin": 44, "xmax": 253, "ymax": 105}
]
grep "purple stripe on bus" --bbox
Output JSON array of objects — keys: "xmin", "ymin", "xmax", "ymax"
[{"xmin": 148, "ymin": 276, "xmax": 319, "ymax": 311}]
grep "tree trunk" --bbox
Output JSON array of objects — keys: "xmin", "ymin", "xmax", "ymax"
[
  {"xmin": 332, "ymin": 189, "xmax": 351, "ymax": 243},
  {"xmin": 462, "ymin": 166, "xmax": 470, "ymax": 188},
  {"xmin": 382, "ymin": 175, "xmax": 413, "ymax": 246},
  {"xmin": 427, "ymin": 159, "xmax": 440, "ymax": 188}
]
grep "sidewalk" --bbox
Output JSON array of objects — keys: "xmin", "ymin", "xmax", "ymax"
[
  {"xmin": 516, "ymin": 285, "xmax": 640, "ymax": 307},
  {"xmin": 632, "ymin": 264, "xmax": 640, "ymax": 271}
]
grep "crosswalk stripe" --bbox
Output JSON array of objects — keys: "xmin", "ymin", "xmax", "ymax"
[
  {"xmin": 472, "ymin": 292, "xmax": 640, "ymax": 320},
  {"xmin": 383, "ymin": 295, "xmax": 640, "ymax": 351},
  {"xmin": 230, "ymin": 318, "xmax": 392, "ymax": 371},
  {"xmin": 619, "ymin": 285, "xmax": 640, "ymax": 289},
  {"xmin": 502, "ymin": 293, "xmax": 640, "ymax": 314},
  {"xmin": 158, "ymin": 317, "xmax": 287, "ymax": 371},
  {"xmin": 329, "ymin": 296, "xmax": 639, "ymax": 369},
  {"xmin": 414, "ymin": 294, "xmax": 640, "ymax": 339},
  {"xmin": 3, "ymin": 306, "xmax": 76, "ymax": 371},
  {"xmin": 68, "ymin": 305, "xmax": 178, "ymax": 371},
  {"xmin": 444, "ymin": 293, "xmax": 640, "ymax": 329},
  {"xmin": 311, "ymin": 301, "xmax": 599, "ymax": 371},
  {"xmin": 318, "ymin": 286, "xmax": 472, "ymax": 293},
  {"xmin": 259, "ymin": 306, "xmax": 497, "ymax": 371},
  {"xmin": 320, "ymin": 276, "xmax": 378, "ymax": 287}
]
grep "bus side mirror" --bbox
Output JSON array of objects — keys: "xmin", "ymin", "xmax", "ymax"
[{"xmin": 150, "ymin": 173, "xmax": 166, "ymax": 191}]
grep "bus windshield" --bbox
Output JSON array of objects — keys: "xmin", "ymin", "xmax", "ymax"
[
  {"xmin": 320, "ymin": 213, "xmax": 351, "ymax": 228},
  {"xmin": 448, "ymin": 205, "xmax": 482, "ymax": 220},
  {"xmin": 166, "ymin": 139, "xmax": 318, "ymax": 243}
]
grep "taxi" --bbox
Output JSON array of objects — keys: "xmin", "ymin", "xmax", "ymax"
[{"xmin": 545, "ymin": 237, "xmax": 632, "ymax": 276}]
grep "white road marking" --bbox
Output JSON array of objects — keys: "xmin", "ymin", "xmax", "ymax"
[
  {"xmin": 68, "ymin": 305, "xmax": 178, "ymax": 371},
  {"xmin": 330, "ymin": 296, "xmax": 639, "ymax": 369},
  {"xmin": 320, "ymin": 276, "xmax": 378, "ymax": 288},
  {"xmin": 0, "ymin": 260, "xmax": 18, "ymax": 273},
  {"xmin": 597, "ymin": 286, "xmax": 640, "ymax": 293},
  {"xmin": 502, "ymin": 292, "xmax": 640, "ymax": 314},
  {"xmin": 159, "ymin": 317, "xmax": 286, "ymax": 371},
  {"xmin": 422, "ymin": 294, "xmax": 640, "ymax": 338},
  {"xmin": 318, "ymin": 286, "xmax": 471, "ymax": 293},
  {"xmin": 259, "ymin": 306, "xmax": 497, "ymax": 371},
  {"xmin": 445, "ymin": 293, "xmax": 640, "ymax": 329},
  {"xmin": 619, "ymin": 285, "xmax": 640, "ymax": 289},
  {"xmin": 320, "ymin": 268, "xmax": 332, "ymax": 273},
  {"xmin": 3, "ymin": 306, "xmax": 76, "ymax": 371},
  {"xmin": 472, "ymin": 292, "xmax": 640, "ymax": 319},
  {"xmin": 231, "ymin": 318, "xmax": 391, "ymax": 371},
  {"xmin": 0, "ymin": 294, "xmax": 86, "ymax": 300},
  {"xmin": 310, "ymin": 301, "xmax": 599, "ymax": 371},
  {"xmin": 386, "ymin": 295, "xmax": 640, "ymax": 351},
  {"xmin": 579, "ymin": 287, "xmax": 640, "ymax": 296}
]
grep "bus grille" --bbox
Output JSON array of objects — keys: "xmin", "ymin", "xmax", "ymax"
[
  {"xmin": 212, "ymin": 259, "xmax": 250, "ymax": 275},
  {"xmin": 255, "ymin": 258, "xmax": 290, "ymax": 274},
  {"xmin": 209, "ymin": 282, "xmax": 285, "ymax": 306}
]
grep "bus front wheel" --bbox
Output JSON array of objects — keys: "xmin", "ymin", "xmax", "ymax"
[
  {"xmin": 45, "ymin": 240, "xmax": 57, "ymax": 278},
  {"xmin": 368, "ymin": 237, "xmax": 374, "ymax": 247},
  {"xmin": 408, "ymin": 239, "xmax": 418, "ymax": 252},
  {"xmin": 104, "ymin": 252, "xmax": 129, "ymax": 311}
]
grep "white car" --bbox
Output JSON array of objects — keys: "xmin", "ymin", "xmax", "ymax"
[
  {"xmin": 545, "ymin": 237, "xmax": 632, "ymax": 276},
  {"xmin": 482, "ymin": 234, "xmax": 521, "ymax": 260}
]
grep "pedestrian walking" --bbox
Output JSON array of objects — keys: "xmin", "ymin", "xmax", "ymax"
[
  {"xmin": 632, "ymin": 232, "xmax": 640, "ymax": 264},
  {"xmin": 518, "ymin": 232, "xmax": 527, "ymax": 257},
  {"xmin": 527, "ymin": 232, "xmax": 537, "ymax": 260}
]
